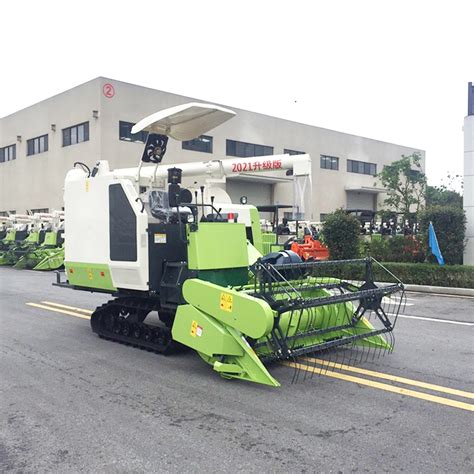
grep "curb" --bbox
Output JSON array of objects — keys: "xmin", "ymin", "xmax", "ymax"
[{"xmin": 403, "ymin": 284, "xmax": 474, "ymax": 297}]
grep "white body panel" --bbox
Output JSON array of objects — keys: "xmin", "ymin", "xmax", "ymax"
[
  {"xmin": 115, "ymin": 153, "xmax": 312, "ymax": 186},
  {"xmin": 64, "ymin": 170, "xmax": 149, "ymax": 291}
]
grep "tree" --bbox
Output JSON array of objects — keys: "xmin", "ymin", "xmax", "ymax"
[
  {"xmin": 426, "ymin": 174, "xmax": 463, "ymax": 208},
  {"xmin": 426, "ymin": 186, "xmax": 462, "ymax": 208},
  {"xmin": 376, "ymin": 153, "xmax": 427, "ymax": 221},
  {"xmin": 418, "ymin": 206, "xmax": 466, "ymax": 264},
  {"xmin": 321, "ymin": 210, "xmax": 360, "ymax": 260}
]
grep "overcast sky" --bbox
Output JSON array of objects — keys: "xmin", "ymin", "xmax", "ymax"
[{"xmin": 0, "ymin": 0, "xmax": 472, "ymax": 189}]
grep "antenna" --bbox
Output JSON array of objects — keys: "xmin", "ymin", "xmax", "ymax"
[{"xmin": 200, "ymin": 186, "xmax": 206, "ymax": 222}]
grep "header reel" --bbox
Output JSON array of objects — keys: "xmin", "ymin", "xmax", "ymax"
[{"xmin": 247, "ymin": 256, "xmax": 405, "ymax": 383}]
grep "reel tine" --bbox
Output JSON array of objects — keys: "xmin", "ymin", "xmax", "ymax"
[
  {"xmin": 291, "ymin": 355, "xmax": 300, "ymax": 384},
  {"xmin": 317, "ymin": 349, "xmax": 328, "ymax": 377}
]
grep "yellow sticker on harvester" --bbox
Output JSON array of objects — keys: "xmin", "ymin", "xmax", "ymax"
[
  {"xmin": 190, "ymin": 320, "xmax": 198, "ymax": 337},
  {"xmin": 85, "ymin": 180, "xmax": 90, "ymax": 192},
  {"xmin": 87, "ymin": 269, "xmax": 93, "ymax": 280},
  {"xmin": 220, "ymin": 292, "xmax": 233, "ymax": 313}
]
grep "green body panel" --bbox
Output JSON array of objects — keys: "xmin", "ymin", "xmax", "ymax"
[
  {"xmin": 0, "ymin": 253, "xmax": 12, "ymax": 265},
  {"xmin": 2, "ymin": 230, "xmax": 16, "ymax": 243},
  {"xmin": 33, "ymin": 247, "xmax": 65, "ymax": 270},
  {"xmin": 171, "ymin": 304, "xmax": 279, "ymax": 387},
  {"xmin": 24, "ymin": 231, "xmax": 40, "ymax": 244},
  {"xmin": 14, "ymin": 232, "xmax": 61, "ymax": 269},
  {"xmin": 65, "ymin": 262, "xmax": 116, "ymax": 291},
  {"xmin": 249, "ymin": 207, "xmax": 264, "ymax": 254},
  {"xmin": 187, "ymin": 222, "xmax": 249, "ymax": 270},
  {"xmin": 172, "ymin": 305, "xmax": 243, "ymax": 356},
  {"xmin": 246, "ymin": 241, "xmax": 262, "ymax": 265},
  {"xmin": 42, "ymin": 232, "xmax": 58, "ymax": 246},
  {"xmin": 260, "ymin": 234, "xmax": 284, "ymax": 255},
  {"xmin": 197, "ymin": 268, "xmax": 249, "ymax": 287},
  {"xmin": 183, "ymin": 278, "xmax": 274, "ymax": 339}
]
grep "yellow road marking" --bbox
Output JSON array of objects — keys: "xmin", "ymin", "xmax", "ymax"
[
  {"xmin": 26, "ymin": 303, "xmax": 91, "ymax": 320},
  {"xmin": 26, "ymin": 301, "xmax": 474, "ymax": 411},
  {"xmin": 285, "ymin": 361, "xmax": 474, "ymax": 412},
  {"xmin": 41, "ymin": 301, "xmax": 93, "ymax": 315},
  {"xmin": 303, "ymin": 357, "xmax": 474, "ymax": 400}
]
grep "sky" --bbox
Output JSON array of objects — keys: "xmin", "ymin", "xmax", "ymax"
[{"xmin": 0, "ymin": 0, "xmax": 472, "ymax": 189}]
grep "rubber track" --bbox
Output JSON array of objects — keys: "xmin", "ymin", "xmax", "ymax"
[{"xmin": 90, "ymin": 296, "xmax": 178, "ymax": 355}]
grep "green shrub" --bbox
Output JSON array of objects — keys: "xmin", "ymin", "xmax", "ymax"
[
  {"xmin": 361, "ymin": 235, "xmax": 388, "ymax": 260},
  {"xmin": 418, "ymin": 206, "xmax": 466, "ymax": 264},
  {"xmin": 322, "ymin": 210, "xmax": 360, "ymax": 260},
  {"xmin": 361, "ymin": 235, "xmax": 425, "ymax": 263},
  {"xmin": 334, "ymin": 261, "xmax": 474, "ymax": 288}
]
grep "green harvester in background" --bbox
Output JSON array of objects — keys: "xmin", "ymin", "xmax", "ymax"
[{"xmin": 14, "ymin": 212, "xmax": 65, "ymax": 270}]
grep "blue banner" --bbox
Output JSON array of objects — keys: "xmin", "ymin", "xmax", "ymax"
[{"xmin": 428, "ymin": 222, "xmax": 445, "ymax": 265}]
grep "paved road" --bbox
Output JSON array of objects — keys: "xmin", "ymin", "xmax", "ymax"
[{"xmin": 1, "ymin": 267, "xmax": 473, "ymax": 472}]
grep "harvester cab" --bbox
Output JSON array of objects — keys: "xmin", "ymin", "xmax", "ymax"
[{"xmin": 56, "ymin": 103, "xmax": 405, "ymax": 387}]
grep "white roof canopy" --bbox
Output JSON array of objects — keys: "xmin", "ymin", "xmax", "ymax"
[{"xmin": 131, "ymin": 102, "xmax": 236, "ymax": 141}]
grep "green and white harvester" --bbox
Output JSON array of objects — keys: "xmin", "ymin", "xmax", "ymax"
[
  {"xmin": 14, "ymin": 211, "xmax": 65, "ymax": 270},
  {"xmin": 0, "ymin": 215, "xmax": 35, "ymax": 266},
  {"xmin": 0, "ymin": 212, "xmax": 64, "ymax": 269},
  {"xmin": 56, "ymin": 103, "xmax": 405, "ymax": 386}
]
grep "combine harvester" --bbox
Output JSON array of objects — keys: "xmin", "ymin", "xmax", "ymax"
[
  {"xmin": 14, "ymin": 211, "xmax": 65, "ymax": 270},
  {"xmin": 0, "ymin": 215, "xmax": 29, "ymax": 252},
  {"xmin": 56, "ymin": 103, "xmax": 405, "ymax": 386},
  {"xmin": 0, "ymin": 214, "xmax": 37, "ymax": 265}
]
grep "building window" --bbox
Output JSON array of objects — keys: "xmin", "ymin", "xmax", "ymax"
[
  {"xmin": 182, "ymin": 135, "xmax": 213, "ymax": 153},
  {"xmin": 320, "ymin": 155, "xmax": 339, "ymax": 170},
  {"xmin": 284, "ymin": 149, "xmax": 305, "ymax": 155},
  {"xmin": 63, "ymin": 122, "xmax": 89, "ymax": 147},
  {"xmin": 0, "ymin": 144, "xmax": 16, "ymax": 163},
  {"xmin": 30, "ymin": 208, "xmax": 49, "ymax": 214},
  {"xmin": 347, "ymin": 159, "xmax": 376, "ymax": 176},
  {"xmin": 119, "ymin": 121, "xmax": 148, "ymax": 143},
  {"xmin": 408, "ymin": 169, "xmax": 421, "ymax": 179},
  {"xmin": 0, "ymin": 211, "xmax": 7, "ymax": 217},
  {"xmin": 226, "ymin": 139, "xmax": 273, "ymax": 157},
  {"xmin": 27, "ymin": 134, "xmax": 48, "ymax": 156}
]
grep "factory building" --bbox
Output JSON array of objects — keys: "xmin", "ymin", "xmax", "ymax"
[
  {"xmin": 0, "ymin": 77, "xmax": 425, "ymax": 221},
  {"xmin": 464, "ymin": 82, "xmax": 474, "ymax": 265}
]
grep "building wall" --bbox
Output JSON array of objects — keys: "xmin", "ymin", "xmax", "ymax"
[
  {"xmin": 464, "ymin": 114, "xmax": 474, "ymax": 265},
  {"xmin": 1, "ymin": 77, "xmax": 425, "ymax": 220},
  {"xmin": 0, "ymin": 79, "xmax": 102, "ymax": 212}
]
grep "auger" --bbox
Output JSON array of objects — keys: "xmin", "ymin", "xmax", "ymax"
[{"xmin": 55, "ymin": 102, "xmax": 405, "ymax": 386}]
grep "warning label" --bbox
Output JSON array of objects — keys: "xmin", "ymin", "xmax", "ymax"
[
  {"xmin": 154, "ymin": 233, "xmax": 167, "ymax": 244},
  {"xmin": 220, "ymin": 292, "xmax": 233, "ymax": 312},
  {"xmin": 190, "ymin": 320, "xmax": 203, "ymax": 337}
]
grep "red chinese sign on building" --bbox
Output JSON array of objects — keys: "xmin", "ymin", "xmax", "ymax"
[{"xmin": 231, "ymin": 159, "xmax": 282, "ymax": 173}]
